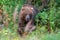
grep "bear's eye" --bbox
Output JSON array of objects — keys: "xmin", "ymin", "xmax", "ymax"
[{"xmin": 22, "ymin": 9, "xmax": 25, "ymax": 11}]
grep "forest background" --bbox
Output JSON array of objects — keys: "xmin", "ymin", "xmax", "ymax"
[{"xmin": 0, "ymin": 0, "xmax": 60, "ymax": 40}]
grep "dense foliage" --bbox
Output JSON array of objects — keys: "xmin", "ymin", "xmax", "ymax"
[{"xmin": 0, "ymin": 0, "xmax": 60, "ymax": 40}]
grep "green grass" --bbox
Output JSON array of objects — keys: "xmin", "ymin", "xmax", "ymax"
[{"xmin": 0, "ymin": 25, "xmax": 60, "ymax": 40}]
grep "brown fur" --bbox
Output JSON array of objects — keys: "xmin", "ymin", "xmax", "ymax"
[
  {"xmin": 24, "ymin": 20, "xmax": 36, "ymax": 33},
  {"xmin": 18, "ymin": 4, "xmax": 38, "ymax": 36}
]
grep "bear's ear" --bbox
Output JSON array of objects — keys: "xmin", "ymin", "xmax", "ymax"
[
  {"xmin": 22, "ymin": 8, "xmax": 25, "ymax": 11},
  {"xmin": 31, "ymin": 7, "xmax": 33, "ymax": 10}
]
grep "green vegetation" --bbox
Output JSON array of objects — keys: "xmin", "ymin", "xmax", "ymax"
[{"xmin": 0, "ymin": 0, "xmax": 60, "ymax": 40}]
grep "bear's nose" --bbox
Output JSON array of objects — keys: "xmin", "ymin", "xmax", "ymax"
[{"xmin": 25, "ymin": 15, "xmax": 30, "ymax": 22}]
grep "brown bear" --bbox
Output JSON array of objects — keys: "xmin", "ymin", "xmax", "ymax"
[
  {"xmin": 18, "ymin": 4, "xmax": 38, "ymax": 36},
  {"xmin": 23, "ymin": 19, "xmax": 36, "ymax": 36}
]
